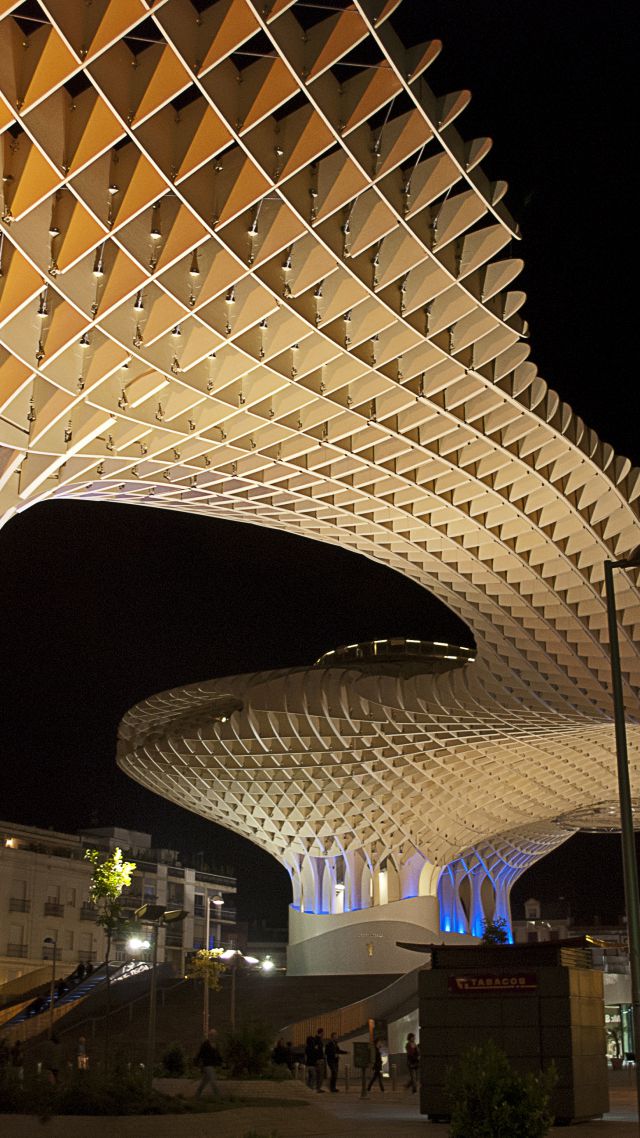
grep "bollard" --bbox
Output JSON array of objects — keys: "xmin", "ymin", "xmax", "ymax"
[{"xmin": 391, "ymin": 1061, "xmax": 397, "ymax": 1090}]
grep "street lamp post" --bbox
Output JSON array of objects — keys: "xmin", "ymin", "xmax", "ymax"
[
  {"xmin": 604, "ymin": 546, "xmax": 640, "ymax": 1133},
  {"xmin": 203, "ymin": 893, "xmax": 224, "ymax": 1036},
  {"xmin": 134, "ymin": 904, "xmax": 187, "ymax": 1086},
  {"xmin": 43, "ymin": 936, "xmax": 57, "ymax": 1039},
  {"xmin": 220, "ymin": 948, "xmax": 259, "ymax": 1030}
]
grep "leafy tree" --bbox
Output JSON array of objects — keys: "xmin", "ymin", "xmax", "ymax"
[
  {"xmin": 187, "ymin": 947, "xmax": 227, "ymax": 992},
  {"xmin": 84, "ymin": 846, "xmax": 136, "ymax": 1064},
  {"xmin": 482, "ymin": 917, "xmax": 510, "ymax": 945}
]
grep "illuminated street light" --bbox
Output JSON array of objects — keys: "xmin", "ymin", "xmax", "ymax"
[
  {"xmin": 604, "ymin": 545, "xmax": 640, "ymax": 1136},
  {"xmin": 135, "ymin": 904, "xmax": 187, "ymax": 1086},
  {"xmin": 203, "ymin": 892, "xmax": 225, "ymax": 1036},
  {"xmin": 219, "ymin": 948, "xmax": 259, "ymax": 1029},
  {"xmin": 127, "ymin": 936, "xmax": 151, "ymax": 954},
  {"xmin": 260, "ymin": 956, "xmax": 275, "ymax": 974}
]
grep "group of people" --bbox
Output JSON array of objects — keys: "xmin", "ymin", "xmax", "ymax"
[
  {"xmin": 0, "ymin": 1038, "xmax": 25, "ymax": 1080},
  {"xmin": 271, "ymin": 1036, "xmax": 295, "ymax": 1071},
  {"xmin": 305, "ymin": 1027, "xmax": 347, "ymax": 1092},
  {"xmin": 23, "ymin": 961, "xmax": 94, "ymax": 1020},
  {"xmin": 0, "ymin": 1033, "xmax": 90, "ymax": 1086}
]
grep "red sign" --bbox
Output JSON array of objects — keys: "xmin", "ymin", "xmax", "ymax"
[{"xmin": 448, "ymin": 973, "xmax": 538, "ymax": 995}]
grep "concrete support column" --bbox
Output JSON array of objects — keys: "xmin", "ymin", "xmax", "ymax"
[{"xmin": 469, "ymin": 865, "xmax": 487, "ymax": 937}]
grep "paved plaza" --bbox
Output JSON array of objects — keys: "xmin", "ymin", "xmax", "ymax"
[{"xmin": 1, "ymin": 1071, "xmax": 637, "ymax": 1138}]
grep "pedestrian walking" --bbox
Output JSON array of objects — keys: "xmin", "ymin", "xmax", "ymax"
[
  {"xmin": 312, "ymin": 1027, "xmax": 326, "ymax": 1092},
  {"xmin": 405, "ymin": 1031, "xmax": 419, "ymax": 1092},
  {"xmin": 10, "ymin": 1040, "xmax": 25, "ymax": 1082},
  {"xmin": 41, "ymin": 1034, "xmax": 62, "ymax": 1085},
  {"xmin": 325, "ymin": 1031, "xmax": 347, "ymax": 1092},
  {"xmin": 77, "ymin": 1035, "xmax": 89, "ymax": 1071},
  {"xmin": 367, "ymin": 1039, "xmax": 384, "ymax": 1093},
  {"xmin": 194, "ymin": 1028, "xmax": 222, "ymax": 1098}
]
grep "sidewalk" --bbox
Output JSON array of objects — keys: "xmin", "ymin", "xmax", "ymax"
[{"xmin": 0, "ymin": 1073, "xmax": 637, "ymax": 1137}]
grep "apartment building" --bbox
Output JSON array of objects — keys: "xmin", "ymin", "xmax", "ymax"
[{"xmin": 0, "ymin": 821, "xmax": 237, "ymax": 986}]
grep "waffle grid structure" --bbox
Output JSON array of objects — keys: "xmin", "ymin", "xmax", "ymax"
[{"xmin": 0, "ymin": 1, "xmax": 639, "ymax": 941}]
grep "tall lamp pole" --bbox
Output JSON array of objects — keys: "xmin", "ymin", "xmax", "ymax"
[
  {"xmin": 135, "ymin": 904, "xmax": 187, "ymax": 1087},
  {"xmin": 220, "ymin": 948, "xmax": 259, "ymax": 1030},
  {"xmin": 43, "ymin": 936, "xmax": 57, "ymax": 1039},
  {"xmin": 203, "ymin": 893, "xmax": 224, "ymax": 1036},
  {"xmin": 604, "ymin": 546, "xmax": 640, "ymax": 1132}
]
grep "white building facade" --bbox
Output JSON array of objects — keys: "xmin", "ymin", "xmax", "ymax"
[{"xmin": 0, "ymin": 821, "xmax": 237, "ymax": 987}]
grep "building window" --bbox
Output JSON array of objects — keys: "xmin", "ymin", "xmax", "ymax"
[
  {"xmin": 67, "ymin": 888, "xmax": 76, "ymax": 907},
  {"xmin": 194, "ymin": 893, "xmax": 204, "ymax": 918}
]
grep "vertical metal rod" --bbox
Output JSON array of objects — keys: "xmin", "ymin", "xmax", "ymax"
[
  {"xmin": 48, "ymin": 940, "xmax": 56, "ymax": 1039},
  {"xmin": 604, "ymin": 559, "xmax": 640, "ymax": 1133},
  {"xmin": 203, "ymin": 898, "xmax": 211, "ymax": 1037},
  {"xmin": 146, "ymin": 924, "xmax": 159, "ymax": 1087},
  {"xmin": 230, "ymin": 956, "xmax": 237, "ymax": 1031}
]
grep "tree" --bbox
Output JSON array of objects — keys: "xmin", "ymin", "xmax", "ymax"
[
  {"xmin": 188, "ymin": 947, "xmax": 227, "ymax": 992},
  {"xmin": 187, "ymin": 948, "xmax": 227, "ymax": 1035},
  {"xmin": 482, "ymin": 916, "xmax": 510, "ymax": 944},
  {"xmin": 84, "ymin": 846, "xmax": 136, "ymax": 1065}
]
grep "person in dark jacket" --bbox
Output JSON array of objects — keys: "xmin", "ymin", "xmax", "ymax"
[
  {"xmin": 305, "ymin": 1034, "xmax": 316, "ymax": 1087},
  {"xmin": 312, "ymin": 1027, "xmax": 326, "ymax": 1092},
  {"xmin": 367, "ymin": 1039, "xmax": 384, "ymax": 1093},
  {"xmin": 405, "ymin": 1031, "xmax": 419, "ymax": 1092},
  {"xmin": 325, "ymin": 1031, "xmax": 347, "ymax": 1092},
  {"xmin": 272, "ymin": 1037, "xmax": 288, "ymax": 1066},
  {"xmin": 194, "ymin": 1028, "xmax": 222, "ymax": 1098}
]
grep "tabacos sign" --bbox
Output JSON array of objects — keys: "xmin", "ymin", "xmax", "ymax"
[{"xmin": 448, "ymin": 973, "xmax": 538, "ymax": 995}]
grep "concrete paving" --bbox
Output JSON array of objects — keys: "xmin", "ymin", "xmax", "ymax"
[{"xmin": 1, "ymin": 1071, "xmax": 638, "ymax": 1137}]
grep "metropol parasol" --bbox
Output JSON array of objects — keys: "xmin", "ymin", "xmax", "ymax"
[{"xmin": 0, "ymin": 0, "xmax": 638, "ymax": 973}]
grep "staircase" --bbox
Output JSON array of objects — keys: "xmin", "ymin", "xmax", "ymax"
[{"xmin": 2, "ymin": 962, "xmax": 147, "ymax": 1043}]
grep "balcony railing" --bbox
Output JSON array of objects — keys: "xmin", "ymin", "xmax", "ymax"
[
  {"xmin": 77, "ymin": 950, "xmax": 96, "ymax": 963},
  {"xmin": 9, "ymin": 898, "xmax": 30, "ymax": 913},
  {"xmin": 42, "ymin": 944, "xmax": 57, "ymax": 960},
  {"xmin": 6, "ymin": 943, "xmax": 28, "ymax": 958},
  {"xmin": 80, "ymin": 905, "xmax": 97, "ymax": 921},
  {"xmin": 44, "ymin": 901, "xmax": 64, "ymax": 917}
]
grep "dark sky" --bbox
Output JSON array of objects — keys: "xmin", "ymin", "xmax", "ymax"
[{"xmin": 1, "ymin": 1, "xmax": 637, "ymax": 929}]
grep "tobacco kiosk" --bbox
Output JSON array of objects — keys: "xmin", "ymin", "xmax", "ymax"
[{"xmin": 417, "ymin": 941, "xmax": 609, "ymax": 1124}]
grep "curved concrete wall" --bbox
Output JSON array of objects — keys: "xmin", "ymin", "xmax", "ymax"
[{"xmin": 287, "ymin": 896, "xmax": 476, "ymax": 975}]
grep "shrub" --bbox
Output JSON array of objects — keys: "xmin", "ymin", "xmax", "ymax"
[
  {"xmin": 162, "ymin": 1041, "xmax": 187, "ymax": 1077},
  {"xmin": 269, "ymin": 1063, "xmax": 292, "ymax": 1081},
  {"xmin": 0, "ymin": 1070, "xmax": 192, "ymax": 1116},
  {"xmin": 224, "ymin": 1022, "xmax": 272, "ymax": 1078},
  {"xmin": 446, "ymin": 1040, "xmax": 556, "ymax": 1138}
]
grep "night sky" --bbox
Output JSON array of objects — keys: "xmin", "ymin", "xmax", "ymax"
[{"xmin": 0, "ymin": 1, "xmax": 636, "ymax": 929}]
